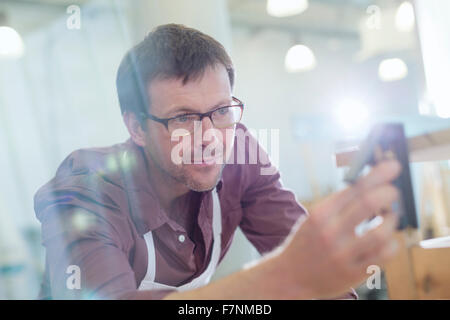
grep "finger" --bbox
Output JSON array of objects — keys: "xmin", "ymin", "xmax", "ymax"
[
  {"xmin": 347, "ymin": 213, "xmax": 399, "ymax": 267},
  {"xmin": 318, "ymin": 160, "xmax": 401, "ymax": 220},
  {"xmin": 353, "ymin": 159, "xmax": 402, "ymax": 195},
  {"xmin": 333, "ymin": 184, "xmax": 399, "ymax": 237}
]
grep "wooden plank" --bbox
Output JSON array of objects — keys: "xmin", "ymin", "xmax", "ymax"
[
  {"xmin": 384, "ymin": 232, "xmax": 418, "ymax": 299},
  {"xmin": 335, "ymin": 128, "xmax": 450, "ymax": 167},
  {"xmin": 385, "ymin": 235, "xmax": 450, "ymax": 299},
  {"xmin": 411, "ymin": 145, "xmax": 450, "ymax": 163},
  {"xmin": 409, "ymin": 129, "xmax": 450, "ymax": 151},
  {"xmin": 411, "ymin": 246, "xmax": 450, "ymax": 299}
]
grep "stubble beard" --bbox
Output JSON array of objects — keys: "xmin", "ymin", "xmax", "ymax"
[{"xmin": 145, "ymin": 146, "xmax": 225, "ymax": 192}]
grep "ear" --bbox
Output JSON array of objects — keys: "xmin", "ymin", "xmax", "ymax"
[{"xmin": 123, "ymin": 112, "xmax": 147, "ymax": 147}]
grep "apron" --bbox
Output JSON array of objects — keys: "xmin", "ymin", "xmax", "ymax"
[{"xmin": 138, "ymin": 188, "xmax": 222, "ymax": 291}]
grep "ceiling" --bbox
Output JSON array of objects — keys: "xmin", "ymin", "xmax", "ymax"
[
  {"xmin": 2, "ymin": 0, "xmax": 90, "ymax": 7},
  {"xmin": 0, "ymin": 0, "xmax": 408, "ymax": 39},
  {"xmin": 0, "ymin": 0, "xmax": 90, "ymax": 34},
  {"xmin": 228, "ymin": 0, "xmax": 366, "ymax": 38},
  {"xmin": 228, "ymin": 0, "xmax": 408, "ymax": 38}
]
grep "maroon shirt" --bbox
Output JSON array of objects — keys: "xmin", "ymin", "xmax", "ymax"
[{"xmin": 34, "ymin": 123, "xmax": 356, "ymax": 300}]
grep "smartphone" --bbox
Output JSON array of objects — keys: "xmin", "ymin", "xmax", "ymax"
[{"xmin": 344, "ymin": 123, "xmax": 418, "ymax": 230}]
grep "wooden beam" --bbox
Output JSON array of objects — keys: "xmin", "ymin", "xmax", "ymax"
[{"xmin": 335, "ymin": 128, "xmax": 450, "ymax": 167}]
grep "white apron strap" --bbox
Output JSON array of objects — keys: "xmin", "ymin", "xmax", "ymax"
[{"xmin": 138, "ymin": 188, "xmax": 222, "ymax": 291}]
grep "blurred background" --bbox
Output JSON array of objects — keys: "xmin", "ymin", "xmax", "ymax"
[{"xmin": 0, "ymin": 0, "xmax": 449, "ymax": 299}]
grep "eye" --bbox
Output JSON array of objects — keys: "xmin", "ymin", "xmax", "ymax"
[
  {"xmin": 175, "ymin": 115, "xmax": 188, "ymax": 123},
  {"xmin": 217, "ymin": 107, "xmax": 229, "ymax": 115},
  {"xmin": 173, "ymin": 114, "xmax": 198, "ymax": 123}
]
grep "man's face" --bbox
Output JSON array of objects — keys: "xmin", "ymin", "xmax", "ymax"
[{"xmin": 142, "ymin": 64, "xmax": 235, "ymax": 192}]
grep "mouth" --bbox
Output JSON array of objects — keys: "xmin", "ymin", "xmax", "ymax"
[{"xmin": 191, "ymin": 155, "xmax": 223, "ymax": 167}]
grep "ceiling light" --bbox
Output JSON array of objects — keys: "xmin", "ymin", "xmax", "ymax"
[
  {"xmin": 396, "ymin": 1, "xmax": 415, "ymax": 32},
  {"xmin": 266, "ymin": 0, "xmax": 309, "ymax": 18},
  {"xmin": 378, "ymin": 58, "xmax": 408, "ymax": 82},
  {"xmin": 0, "ymin": 26, "xmax": 25, "ymax": 59},
  {"xmin": 285, "ymin": 44, "xmax": 316, "ymax": 73}
]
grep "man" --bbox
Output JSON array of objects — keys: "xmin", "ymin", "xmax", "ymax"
[{"xmin": 34, "ymin": 24, "xmax": 401, "ymax": 300}]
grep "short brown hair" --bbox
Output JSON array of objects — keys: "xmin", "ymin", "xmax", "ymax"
[{"xmin": 116, "ymin": 24, "xmax": 235, "ymax": 127}]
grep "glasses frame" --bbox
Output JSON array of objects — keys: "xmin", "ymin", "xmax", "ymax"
[{"xmin": 140, "ymin": 96, "xmax": 244, "ymax": 132}]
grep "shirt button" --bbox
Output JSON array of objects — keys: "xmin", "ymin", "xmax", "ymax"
[{"xmin": 178, "ymin": 234, "xmax": 185, "ymax": 243}]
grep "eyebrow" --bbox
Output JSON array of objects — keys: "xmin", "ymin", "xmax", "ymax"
[{"xmin": 167, "ymin": 98, "xmax": 232, "ymax": 117}]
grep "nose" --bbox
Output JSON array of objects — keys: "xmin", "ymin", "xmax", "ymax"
[
  {"xmin": 192, "ymin": 116, "xmax": 219, "ymax": 150},
  {"xmin": 201, "ymin": 115, "xmax": 215, "ymax": 132}
]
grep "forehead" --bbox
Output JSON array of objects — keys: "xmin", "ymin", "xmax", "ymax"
[{"xmin": 148, "ymin": 64, "xmax": 232, "ymax": 115}]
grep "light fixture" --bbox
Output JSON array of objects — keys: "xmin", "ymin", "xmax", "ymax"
[
  {"xmin": 285, "ymin": 44, "xmax": 316, "ymax": 73},
  {"xmin": 0, "ymin": 13, "xmax": 25, "ymax": 59},
  {"xmin": 266, "ymin": 0, "xmax": 309, "ymax": 18},
  {"xmin": 395, "ymin": 1, "xmax": 415, "ymax": 32},
  {"xmin": 378, "ymin": 58, "xmax": 408, "ymax": 82},
  {"xmin": 334, "ymin": 100, "xmax": 370, "ymax": 132}
]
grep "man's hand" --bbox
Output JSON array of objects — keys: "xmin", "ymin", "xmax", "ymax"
[
  {"xmin": 275, "ymin": 159, "xmax": 402, "ymax": 299},
  {"xmin": 164, "ymin": 159, "xmax": 402, "ymax": 300}
]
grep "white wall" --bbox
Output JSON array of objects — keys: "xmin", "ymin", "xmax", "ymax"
[
  {"xmin": 415, "ymin": 0, "xmax": 450, "ymax": 119},
  {"xmin": 230, "ymin": 27, "xmax": 362, "ymax": 199}
]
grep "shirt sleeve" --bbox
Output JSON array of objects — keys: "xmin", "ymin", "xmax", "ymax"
[
  {"xmin": 35, "ymin": 149, "xmax": 176, "ymax": 300},
  {"xmin": 239, "ymin": 175, "xmax": 357, "ymax": 299},
  {"xmin": 237, "ymin": 127, "xmax": 357, "ymax": 300},
  {"xmin": 237, "ymin": 125, "xmax": 308, "ymax": 254}
]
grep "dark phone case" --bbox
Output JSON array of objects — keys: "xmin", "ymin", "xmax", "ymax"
[{"xmin": 367, "ymin": 123, "xmax": 418, "ymax": 230}]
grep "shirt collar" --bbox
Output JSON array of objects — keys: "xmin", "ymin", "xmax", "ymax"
[{"xmin": 120, "ymin": 138, "xmax": 223, "ymax": 234}]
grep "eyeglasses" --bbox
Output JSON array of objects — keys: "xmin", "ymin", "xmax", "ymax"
[{"xmin": 140, "ymin": 96, "xmax": 244, "ymax": 135}]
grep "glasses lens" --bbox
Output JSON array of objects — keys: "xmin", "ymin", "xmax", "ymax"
[
  {"xmin": 212, "ymin": 106, "xmax": 242, "ymax": 128},
  {"xmin": 168, "ymin": 114, "xmax": 200, "ymax": 134}
]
